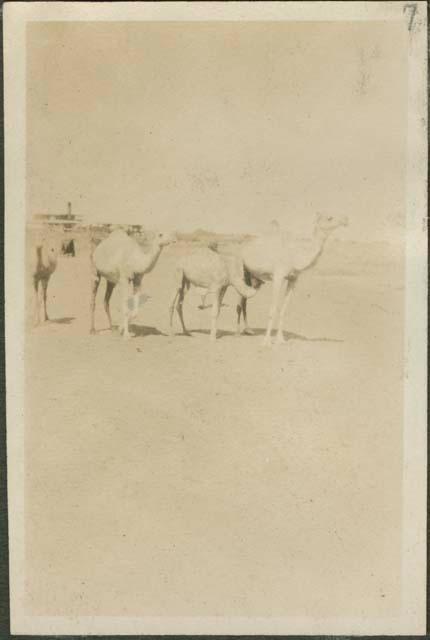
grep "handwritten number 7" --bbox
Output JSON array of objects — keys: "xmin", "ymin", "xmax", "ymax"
[{"xmin": 403, "ymin": 3, "xmax": 417, "ymax": 31}]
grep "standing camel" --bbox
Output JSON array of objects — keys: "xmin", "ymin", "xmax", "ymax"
[
  {"xmin": 169, "ymin": 247, "xmax": 257, "ymax": 341},
  {"xmin": 238, "ymin": 213, "xmax": 349, "ymax": 345},
  {"xmin": 31, "ymin": 232, "xmax": 61, "ymax": 326},
  {"xmin": 90, "ymin": 228, "xmax": 176, "ymax": 339}
]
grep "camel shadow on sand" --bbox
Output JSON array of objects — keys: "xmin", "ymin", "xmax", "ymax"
[
  {"xmin": 123, "ymin": 324, "xmax": 166, "ymax": 338},
  {"xmin": 105, "ymin": 325, "xmax": 342, "ymax": 343},
  {"xmin": 248, "ymin": 329, "xmax": 344, "ymax": 343},
  {"xmin": 172, "ymin": 329, "xmax": 343, "ymax": 343},
  {"xmin": 197, "ymin": 303, "xmax": 229, "ymax": 311},
  {"xmin": 46, "ymin": 316, "xmax": 76, "ymax": 325},
  {"xmin": 185, "ymin": 328, "xmax": 236, "ymax": 339}
]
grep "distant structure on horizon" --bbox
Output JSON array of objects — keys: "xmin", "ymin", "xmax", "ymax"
[
  {"xmin": 32, "ymin": 203, "xmax": 85, "ymax": 257},
  {"xmin": 33, "ymin": 202, "xmax": 83, "ymax": 230}
]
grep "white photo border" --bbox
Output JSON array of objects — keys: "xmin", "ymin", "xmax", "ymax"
[{"xmin": 4, "ymin": 1, "xmax": 427, "ymax": 635}]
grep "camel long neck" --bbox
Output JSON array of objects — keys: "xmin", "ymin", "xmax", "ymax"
[
  {"xmin": 133, "ymin": 241, "xmax": 163, "ymax": 274},
  {"xmin": 300, "ymin": 229, "xmax": 330, "ymax": 273},
  {"xmin": 144, "ymin": 242, "xmax": 163, "ymax": 273}
]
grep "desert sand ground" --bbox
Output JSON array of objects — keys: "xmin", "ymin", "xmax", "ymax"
[{"xmin": 25, "ymin": 232, "xmax": 405, "ymax": 618}]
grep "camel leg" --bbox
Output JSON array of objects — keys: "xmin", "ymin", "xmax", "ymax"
[
  {"xmin": 240, "ymin": 267, "xmax": 256, "ymax": 335},
  {"xmin": 41, "ymin": 277, "xmax": 49, "ymax": 322},
  {"xmin": 33, "ymin": 277, "xmax": 40, "ymax": 326},
  {"xmin": 263, "ymin": 275, "xmax": 285, "ymax": 347},
  {"xmin": 210, "ymin": 287, "xmax": 226, "ymax": 342},
  {"xmin": 236, "ymin": 296, "xmax": 243, "ymax": 335},
  {"xmin": 236, "ymin": 295, "xmax": 253, "ymax": 336},
  {"xmin": 169, "ymin": 271, "xmax": 190, "ymax": 336},
  {"xmin": 130, "ymin": 274, "xmax": 143, "ymax": 321},
  {"xmin": 120, "ymin": 277, "xmax": 132, "ymax": 340},
  {"xmin": 275, "ymin": 280, "xmax": 295, "ymax": 345},
  {"xmin": 104, "ymin": 281, "xmax": 115, "ymax": 330},
  {"xmin": 241, "ymin": 297, "xmax": 254, "ymax": 335},
  {"xmin": 169, "ymin": 290, "xmax": 180, "ymax": 335},
  {"xmin": 177, "ymin": 281, "xmax": 191, "ymax": 336},
  {"xmin": 90, "ymin": 271, "xmax": 101, "ymax": 334}
]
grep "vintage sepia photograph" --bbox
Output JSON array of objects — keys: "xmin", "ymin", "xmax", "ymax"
[{"xmin": 4, "ymin": 1, "xmax": 427, "ymax": 635}]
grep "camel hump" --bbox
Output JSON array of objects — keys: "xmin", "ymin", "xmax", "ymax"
[
  {"xmin": 107, "ymin": 228, "xmax": 130, "ymax": 243},
  {"xmin": 179, "ymin": 247, "xmax": 227, "ymax": 288}
]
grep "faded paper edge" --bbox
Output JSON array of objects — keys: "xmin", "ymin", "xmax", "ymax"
[{"xmin": 4, "ymin": 1, "xmax": 428, "ymax": 635}]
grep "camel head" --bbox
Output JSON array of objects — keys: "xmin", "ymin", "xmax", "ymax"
[
  {"xmin": 154, "ymin": 231, "xmax": 177, "ymax": 247},
  {"xmin": 315, "ymin": 213, "xmax": 349, "ymax": 235}
]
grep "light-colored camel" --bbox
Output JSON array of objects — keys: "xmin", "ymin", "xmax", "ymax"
[
  {"xmin": 90, "ymin": 228, "xmax": 176, "ymax": 339},
  {"xmin": 31, "ymin": 232, "xmax": 62, "ymax": 326},
  {"xmin": 169, "ymin": 247, "xmax": 257, "ymax": 341},
  {"xmin": 239, "ymin": 213, "xmax": 349, "ymax": 345}
]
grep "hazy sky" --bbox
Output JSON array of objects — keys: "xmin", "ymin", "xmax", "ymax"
[{"xmin": 27, "ymin": 20, "xmax": 408, "ymax": 240}]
